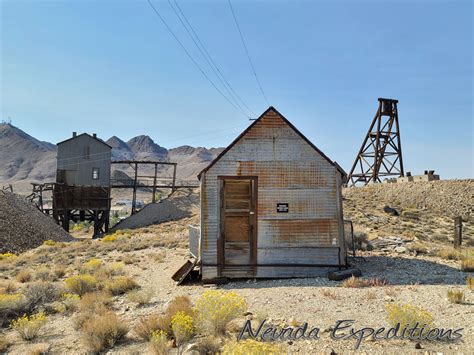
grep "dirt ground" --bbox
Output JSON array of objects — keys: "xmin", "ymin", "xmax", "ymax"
[
  {"xmin": 1, "ymin": 181, "xmax": 473, "ymax": 354},
  {"xmin": 1, "ymin": 219, "xmax": 472, "ymax": 354}
]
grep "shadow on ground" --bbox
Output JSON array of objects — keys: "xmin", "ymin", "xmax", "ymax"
[{"xmin": 218, "ymin": 255, "xmax": 469, "ymax": 289}]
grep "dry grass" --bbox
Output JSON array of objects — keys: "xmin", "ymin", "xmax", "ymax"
[
  {"xmin": 65, "ymin": 275, "xmax": 97, "ymax": 296},
  {"xmin": 166, "ymin": 295, "xmax": 193, "ymax": 318},
  {"xmin": 74, "ymin": 292, "xmax": 111, "ymax": 330},
  {"xmin": 437, "ymin": 248, "xmax": 474, "ymax": 261},
  {"xmin": 0, "ymin": 334, "xmax": 11, "ymax": 352},
  {"xmin": 0, "ymin": 280, "xmax": 18, "ymax": 294},
  {"xmin": 52, "ymin": 266, "xmax": 66, "ymax": 279},
  {"xmin": 342, "ymin": 276, "xmax": 370, "ymax": 288},
  {"xmin": 135, "ymin": 314, "xmax": 171, "ymax": 341},
  {"xmin": 366, "ymin": 291, "xmax": 377, "ymax": 300},
  {"xmin": 148, "ymin": 251, "xmax": 166, "ymax": 263},
  {"xmin": 447, "ymin": 289, "xmax": 465, "ymax": 304},
  {"xmin": 82, "ymin": 312, "xmax": 129, "ymax": 353},
  {"xmin": 321, "ymin": 289, "xmax": 338, "ymax": 299},
  {"xmin": 16, "ymin": 269, "xmax": 32, "ymax": 283},
  {"xmin": 79, "ymin": 292, "xmax": 111, "ymax": 313},
  {"xmin": 368, "ymin": 278, "xmax": 390, "ymax": 287},
  {"xmin": 26, "ymin": 343, "xmax": 50, "ymax": 355},
  {"xmin": 35, "ymin": 267, "xmax": 52, "ymax": 282},
  {"xmin": 127, "ymin": 289, "xmax": 153, "ymax": 306},
  {"xmin": 385, "ymin": 287, "xmax": 398, "ymax": 298},
  {"xmin": 105, "ymin": 276, "xmax": 139, "ymax": 296},
  {"xmin": 408, "ymin": 242, "xmax": 429, "ymax": 255},
  {"xmin": 23, "ymin": 281, "xmax": 61, "ymax": 311},
  {"xmin": 342, "ymin": 276, "xmax": 389, "ymax": 288},
  {"xmin": 460, "ymin": 259, "xmax": 474, "ymax": 272},
  {"xmin": 467, "ymin": 276, "xmax": 474, "ymax": 290},
  {"xmin": 195, "ymin": 335, "xmax": 222, "ymax": 354}
]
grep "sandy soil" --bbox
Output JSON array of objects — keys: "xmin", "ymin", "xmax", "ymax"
[{"xmin": 2, "ymin": 231, "xmax": 472, "ymax": 354}]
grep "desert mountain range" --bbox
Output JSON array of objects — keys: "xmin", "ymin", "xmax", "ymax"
[{"xmin": 0, "ymin": 123, "xmax": 223, "ymax": 192}]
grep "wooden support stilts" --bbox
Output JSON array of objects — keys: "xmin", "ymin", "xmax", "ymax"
[
  {"xmin": 152, "ymin": 163, "xmax": 158, "ymax": 203},
  {"xmin": 132, "ymin": 162, "xmax": 138, "ymax": 214},
  {"xmin": 172, "ymin": 164, "xmax": 177, "ymax": 192}
]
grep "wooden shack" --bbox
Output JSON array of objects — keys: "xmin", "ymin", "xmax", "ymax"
[
  {"xmin": 53, "ymin": 132, "xmax": 112, "ymax": 236},
  {"xmin": 197, "ymin": 107, "xmax": 347, "ymax": 281}
]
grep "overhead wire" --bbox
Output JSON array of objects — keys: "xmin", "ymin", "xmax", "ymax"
[
  {"xmin": 170, "ymin": 0, "xmax": 256, "ymax": 118},
  {"xmin": 227, "ymin": 0, "xmax": 270, "ymax": 107},
  {"xmin": 146, "ymin": 0, "xmax": 250, "ymax": 118}
]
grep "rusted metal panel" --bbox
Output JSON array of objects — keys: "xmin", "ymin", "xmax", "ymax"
[
  {"xmin": 257, "ymin": 219, "xmax": 339, "ymax": 248},
  {"xmin": 258, "ymin": 247, "xmax": 340, "ymax": 264},
  {"xmin": 256, "ymin": 266, "xmax": 333, "ymax": 278},
  {"xmin": 200, "ymin": 108, "xmax": 346, "ymax": 280}
]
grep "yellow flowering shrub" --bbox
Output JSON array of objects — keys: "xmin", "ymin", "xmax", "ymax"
[
  {"xmin": 149, "ymin": 330, "xmax": 170, "ymax": 354},
  {"xmin": 386, "ymin": 303, "xmax": 434, "ymax": 333},
  {"xmin": 171, "ymin": 311, "xmax": 194, "ymax": 346},
  {"xmin": 0, "ymin": 293, "xmax": 24, "ymax": 310},
  {"xmin": 108, "ymin": 262, "xmax": 125, "ymax": 275},
  {"xmin": 0, "ymin": 253, "xmax": 17, "ymax": 261},
  {"xmin": 222, "ymin": 339, "xmax": 284, "ymax": 355},
  {"xmin": 82, "ymin": 258, "xmax": 103, "ymax": 273},
  {"xmin": 101, "ymin": 230, "xmax": 131, "ymax": 243},
  {"xmin": 65, "ymin": 275, "xmax": 97, "ymax": 296},
  {"xmin": 42, "ymin": 240, "xmax": 57, "ymax": 247},
  {"xmin": 11, "ymin": 312, "xmax": 47, "ymax": 340},
  {"xmin": 101, "ymin": 234, "xmax": 118, "ymax": 243},
  {"xmin": 194, "ymin": 290, "xmax": 247, "ymax": 335}
]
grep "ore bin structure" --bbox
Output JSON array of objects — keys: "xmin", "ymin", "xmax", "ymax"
[{"xmin": 53, "ymin": 132, "xmax": 112, "ymax": 237}]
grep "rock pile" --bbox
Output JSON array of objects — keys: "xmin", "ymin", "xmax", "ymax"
[
  {"xmin": 110, "ymin": 188, "xmax": 199, "ymax": 231},
  {"xmin": 0, "ymin": 191, "xmax": 74, "ymax": 254},
  {"xmin": 344, "ymin": 179, "xmax": 473, "ymax": 220}
]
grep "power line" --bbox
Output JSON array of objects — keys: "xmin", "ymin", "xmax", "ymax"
[
  {"xmin": 171, "ymin": 0, "xmax": 256, "ymax": 118},
  {"xmin": 228, "ymin": 0, "xmax": 270, "ymax": 107},
  {"xmin": 146, "ymin": 0, "xmax": 250, "ymax": 118}
]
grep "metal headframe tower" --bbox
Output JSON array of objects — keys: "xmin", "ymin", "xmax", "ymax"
[{"xmin": 347, "ymin": 98, "xmax": 404, "ymax": 186}]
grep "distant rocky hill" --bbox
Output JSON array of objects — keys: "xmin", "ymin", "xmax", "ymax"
[{"xmin": 0, "ymin": 123, "xmax": 223, "ymax": 193}]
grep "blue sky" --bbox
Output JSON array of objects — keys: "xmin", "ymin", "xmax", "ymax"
[{"xmin": 1, "ymin": 0, "xmax": 472, "ymax": 178}]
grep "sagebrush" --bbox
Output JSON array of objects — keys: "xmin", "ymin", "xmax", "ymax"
[{"xmin": 194, "ymin": 290, "xmax": 247, "ymax": 335}]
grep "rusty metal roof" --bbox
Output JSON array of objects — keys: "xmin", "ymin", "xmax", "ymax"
[{"xmin": 198, "ymin": 106, "xmax": 347, "ymax": 179}]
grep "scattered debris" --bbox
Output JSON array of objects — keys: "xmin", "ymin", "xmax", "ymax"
[
  {"xmin": 370, "ymin": 236, "xmax": 405, "ymax": 251},
  {"xmin": 383, "ymin": 205, "xmax": 399, "ymax": 216},
  {"xmin": 328, "ymin": 268, "xmax": 362, "ymax": 281}
]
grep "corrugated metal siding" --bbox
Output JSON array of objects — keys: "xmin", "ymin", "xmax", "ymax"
[
  {"xmin": 57, "ymin": 135, "xmax": 111, "ymax": 187},
  {"xmin": 200, "ymin": 110, "xmax": 345, "ymax": 279}
]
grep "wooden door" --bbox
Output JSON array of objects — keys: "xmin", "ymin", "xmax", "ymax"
[{"xmin": 220, "ymin": 178, "xmax": 256, "ymax": 276}]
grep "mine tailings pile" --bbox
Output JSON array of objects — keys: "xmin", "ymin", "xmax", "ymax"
[{"xmin": 0, "ymin": 191, "xmax": 74, "ymax": 254}]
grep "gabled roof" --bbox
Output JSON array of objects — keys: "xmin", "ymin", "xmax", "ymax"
[
  {"xmin": 57, "ymin": 133, "xmax": 112, "ymax": 149},
  {"xmin": 198, "ymin": 106, "xmax": 347, "ymax": 179}
]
